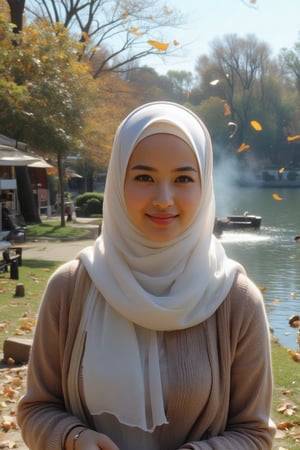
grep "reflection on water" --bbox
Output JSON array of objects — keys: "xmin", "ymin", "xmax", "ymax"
[{"xmin": 215, "ymin": 187, "xmax": 300, "ymax": 349}]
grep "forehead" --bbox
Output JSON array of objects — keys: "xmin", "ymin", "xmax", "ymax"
[{"xmin": 129, "ymin": 133, "xmax": 198, "ymax": 165}]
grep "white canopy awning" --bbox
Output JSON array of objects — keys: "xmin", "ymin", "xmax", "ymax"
[
  {"xmin": 0, "ymin": 145, "xmax": 41, "ymax": 166},
  {"xmin": 28, "ymin": 159, "xmax": 54, "ymax": 169}
]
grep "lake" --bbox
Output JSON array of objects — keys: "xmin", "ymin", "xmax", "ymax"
[{"xmin": 214, "ymin": 184, "xmax": 300, "ymax": 350}]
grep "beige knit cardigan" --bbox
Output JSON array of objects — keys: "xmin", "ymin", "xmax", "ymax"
[{"xmin": 17, "ymin": 259, "xmax": 275, "ymax": 449}]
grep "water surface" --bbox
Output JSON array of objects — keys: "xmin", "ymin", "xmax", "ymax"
[{"xmin": 215, "ymin": 186, "xmax": 300, "ymax": 349}]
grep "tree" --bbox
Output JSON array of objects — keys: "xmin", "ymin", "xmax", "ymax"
[
  {"xmin": 280, "ymin": 33, "xmax": 300, "ymax": 92},
  {"xmin": 71, "ymin": 71, "xmax": 142, "ymax": 192},
  {"xmin": 0, "ymin": 6, "xmax": 39, "ymax": 222},
  {"xmin": 126, "ymin": 66, "xmax": 174, "ymax": 103},
  {"xmin": 166, "ymin": 70, "xmax": 193, "ymax": 103},
  {"xmin": 0, "ymin": 17, "xmax": 95, "ymax": 225},
  {"xmin": 199, "ymin": 34, "xmax": 271, "ymax": 140},
  {"xmin": 25, "ymin": 0, "xmax": 183, "ymax": 77},
  {"xmin": 195, "ymin": 35, "xmax": 274, "ymax": 154}
]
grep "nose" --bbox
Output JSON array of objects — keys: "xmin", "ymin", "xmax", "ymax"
[{"xmin": 152, "ymin": 182, "xmax": 174, "ymax": 208}]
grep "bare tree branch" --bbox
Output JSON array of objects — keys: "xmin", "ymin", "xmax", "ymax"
[{"xmin": 25, "ymin": 0, "xmax": 183, "ymax": 77}]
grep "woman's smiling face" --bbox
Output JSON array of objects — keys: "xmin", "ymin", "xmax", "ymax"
[{"xmin": 124, "ymin": 133, "xmax": 201, "ymax": 242}]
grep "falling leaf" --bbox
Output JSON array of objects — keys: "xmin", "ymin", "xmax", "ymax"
[
  {"xmin": 228, "ymin": 121, "xmax": 238, "ymax": 138},
  {"xmin": 258, "ymin": 286, "xmax": 267, "ymax": 292},
  {"xmin": 223, "ymin": 102, "xmax": 231, "ymax": 116},
  {"xmin": 272, "ymin": 193, "xmax": 283, "ymax": 201},
  {"xmin": 273, "ymin": 298, "xmax": 280, "ymax": 304},
  {"xmin": 291, "ymin": 292, "xmax": 297, "ymax": 299},
  {"xmin": 210, "ymin": 79, "xmax": 219, "ymax": 86},
  {"xmin": 147, "ymin": 40, "xmax": 169, "ymax": 51},
  {"xmin": 250, "ymin": 120, "xmax": 263, "ymax": 131},
  {"xmin": 287, "ymin": 135, "xmax": 300, "ymax": 142},
  {"xmin": 278, "ymin": 167, "xmax": 285, "ymax": 174},
  {"xmin": 129, "ymin": 27, "xmax": 143, "ymax": 36},
  {"xmin": 237, "ymin": 143, "xmax": 251, "ymax": 153},
  {"xmin": 173, "ymin": 40, "xmax": 180, "ymax": 46}
]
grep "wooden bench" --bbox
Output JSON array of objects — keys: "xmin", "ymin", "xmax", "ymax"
[{"xmin": 0, "ymin": 247, "xmax": 22, "ymax": 280}]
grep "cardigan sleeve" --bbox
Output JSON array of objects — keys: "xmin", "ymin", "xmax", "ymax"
[
  {"xmin": 180, "ymin": 274, "xmax": 276, "ymax": 449},
  {"xmin": 17, "ymin": 259, "xmax": 86, "ymax": 450}
]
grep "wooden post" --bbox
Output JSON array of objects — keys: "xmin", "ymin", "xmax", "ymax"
[{"xmin": 15, "ymin": 283, "xmax": 25, "ymax": 297}]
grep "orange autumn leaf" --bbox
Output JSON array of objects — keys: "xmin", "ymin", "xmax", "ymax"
[
  {"xmin": 258, "ymin": 286, "xmax": 267, "ymax": 292},
  {"xmin": 237, "ymin": 143, "xmax": 251, "ymax": 152},
  {"xmin": 272, "ymin": 193, "xmax": 283, "ymax": 201},
  {"xmin": 129, "ymin": 27, "xmax": 143, "ymax": 36},
  {"xmin": 278, "ymin": 167, "xmax": 285, "ymax": 174},
  {"xmin": 277, "ymin": 420, "xmax": 295, "ymax": 429},
  {"xmin": 223, "ymin": 102, "xmax": 231, "ymax": 116},
  {"xmin": 287, "ymin": 135, "xmax": 300, "ymax": 141},
  {"xmin": 288, "ymin": 349, "xmax": 300, "ymax": 362},
  {"xmin": 250, "ymin": 120, "xmax": 263, "ymax": 131},
  {"xmin": 147, "ymin": 40, "xmax": 169, "ymax": 51}
]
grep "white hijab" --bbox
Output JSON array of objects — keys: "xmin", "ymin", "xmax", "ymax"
[{"xmin": 79, "ymin": 102, "xmax": 243, "ymax": 432}]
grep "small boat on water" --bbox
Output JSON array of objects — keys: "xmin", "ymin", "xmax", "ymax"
[{"xmin": 214, "ymin": 212, "xmax": 262, "ymax": 236}]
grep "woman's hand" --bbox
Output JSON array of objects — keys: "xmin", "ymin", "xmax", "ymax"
[{"xmin": 66, "ymin": 427, "xmax": 120, "ymax": 450}]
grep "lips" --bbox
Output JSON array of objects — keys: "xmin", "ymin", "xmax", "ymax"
[{"xmin": 146, "ymin": 213, "xmax": 178, "ymax": 226}]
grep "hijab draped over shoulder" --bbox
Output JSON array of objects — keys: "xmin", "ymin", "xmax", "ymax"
[{"xmin": 78, "ymin": 102, "xmax": 244, "ymax": 432}]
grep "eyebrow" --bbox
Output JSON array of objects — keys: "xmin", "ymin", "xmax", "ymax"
[{"xmin": 130, "ymin": 164, "xmax": 197, "ymax": 172}]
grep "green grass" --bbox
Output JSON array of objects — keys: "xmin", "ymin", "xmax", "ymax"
[
  {"xmin": 271, "ymin": 338, "xmax": 300, "ymax": 449},
  {"xmin": 0, "ymin": 259, "xmax": 60, "ymax": 350},
  {"xmin": 26, "ymin": 221, "xmax": 91, "ymax": 240}
]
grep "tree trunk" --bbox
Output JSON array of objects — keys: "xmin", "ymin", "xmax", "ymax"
[
  {"xmin": 7, "ymin": 0, "xmax": 25, "ymax": 33},
  {"xmin": 15, "ymin": 166, "xmax": 40, "ymax": 223},
  {"xmin": 57, "ymin": 153, "xmax": 66, "ymax": 227}
]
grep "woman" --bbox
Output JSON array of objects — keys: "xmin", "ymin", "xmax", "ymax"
[{"xmin": 18, "ymin": 102, "xmax": 275, "ymax": 449}]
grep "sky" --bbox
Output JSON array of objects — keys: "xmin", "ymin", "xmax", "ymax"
[{"xmin": 144, "ymin": 0, "xmax": 300, "ymax": 75}]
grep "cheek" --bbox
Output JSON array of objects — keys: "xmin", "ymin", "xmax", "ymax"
[
  {"xmin": 180, "ymin": 187, "xmax": 201, "ymax": 219},
  {"xmin": 179, "ymin": 186, "xmax": 201, "ymax": 205},
  {"xmin": 124, "ymin": 182, "xmax": 148, "ymax": 213}
]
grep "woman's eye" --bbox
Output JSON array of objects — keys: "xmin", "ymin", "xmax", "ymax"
[
  {"xmin": 175, "ymin": 175, "xmax": 194, "ymax": 183},
  {"xmin": 134, "ymin": 174, "xmax": 153, "ymax": 182}
]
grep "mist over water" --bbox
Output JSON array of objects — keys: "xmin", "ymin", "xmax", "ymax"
[{"xmin": 213, "ymin": 175, "xmax": 300, "ymax": 349}]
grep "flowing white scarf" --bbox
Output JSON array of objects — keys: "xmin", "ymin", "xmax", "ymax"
[{"xmin": 79, "ymin": 102, "xmax": 244, "ymax": 432}]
